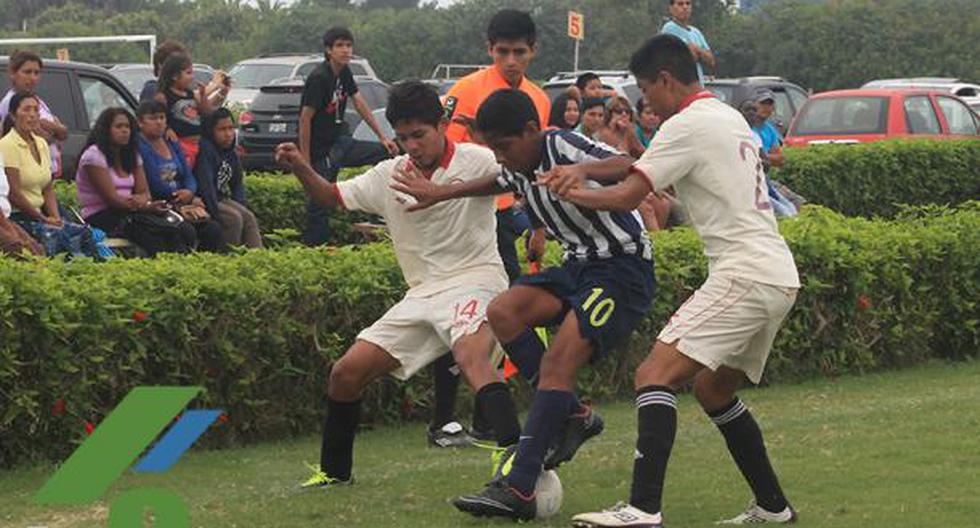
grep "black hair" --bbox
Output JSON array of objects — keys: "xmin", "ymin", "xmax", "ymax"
[
  {"xmin": 487, "ymin": 9, "xmax": 536, "ymax": 46},
  {"xmin": 202, "ymin": 107, "xmax": 236, "ymax": 146},
  {"xmin": 629, "ymin": 34, "xmax": 699, "ymax": 85},
  {"xmin": 2, "ymin": 92, "xmax": 38, "ymax": 135},
  {"xmin": 575, "ymin": 72, "xmax": 600, "ymax": 92},
  {"xmin": 323, "ymin": 26, "xmax": 354, "ymax": 48},
  {"xmin": 157, "ymin": 53, "xmax": 193, "ymax": 95},
  {"xmin": 136, "ymin": 100, "xmax": 167, "ymax": 119},
  {"xmin": 385, "ymin": 81, "xmax": 443, "ymax": 128},
  {"xmin": 152, "ymin": 40, "xmax": 187, "ymax": 76},
  {"xmin": 8, "ymin": 50, "xmax": 42, "ymax": 75},
  {"xmin": 85, "ymin": 108, "xmax": 139, "ymax": 174},
  {"xmin": 548, "ymin": 93, "xmax": 579, "ymax": 129},
  {"xmin": 476, "ymin": 89, "xmax": 539, "ymax": 139},
  {"xmin": 581, "ymin": 97, "xmax": 606, "ymax": 112}
]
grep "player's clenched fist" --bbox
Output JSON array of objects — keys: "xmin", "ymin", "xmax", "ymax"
[{"xmin": 275, "ymin": 143, "xmax": 307, "ymax": 172}]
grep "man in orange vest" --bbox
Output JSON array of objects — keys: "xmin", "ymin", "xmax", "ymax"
[{"xmin": 426, "ymin": 9, "xmax": 550, "ymax": 449}]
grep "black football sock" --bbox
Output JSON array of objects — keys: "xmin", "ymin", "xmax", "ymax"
[
  {"xmin": 507, "ymin": 389, "xmax": 577, "ymax": 495},
  {"xmin": 475, "ymin": 382, "xmax": 521, "ymax": 447},
  {"xmin": 430, "ymin": 352, "xmax": 460, "ymax": 431},
  {"xmin": 320, "ymin": 397, "xmax": 361, "ymax": 481},
  {"xmin": 629, "ymin": 385, "xmax": 677, "ymax": 515},
  {"xmin": 501, "ymin": 329, "xmax": 546, "ymax": 387},
  {"xmin": 709, "ymin": 398, "xmax": 789, "ymax": 513}
]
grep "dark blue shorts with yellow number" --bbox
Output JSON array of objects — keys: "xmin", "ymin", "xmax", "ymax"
[{"xmin": 515, "ymin": 254, "xmax": 656, "ymax": 359}]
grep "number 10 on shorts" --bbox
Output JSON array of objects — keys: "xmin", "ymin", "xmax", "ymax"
[{"xmin": 582, "ymin": 288, "xmax": 615, "ymax": 327}]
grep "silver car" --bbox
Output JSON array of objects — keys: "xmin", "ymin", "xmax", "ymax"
[{"xmin": 226, "ymin": 54, "xmax": 378, "ymax": 108}]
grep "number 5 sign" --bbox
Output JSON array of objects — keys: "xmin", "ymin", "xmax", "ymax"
[{"xmin": 568, "ymin": 11, "xmax": 584, "ymax": 40}]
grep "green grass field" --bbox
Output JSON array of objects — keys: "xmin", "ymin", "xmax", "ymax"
[{"xmin": 3, "ymin": 361, "xmax": 978, "ymax": 528}]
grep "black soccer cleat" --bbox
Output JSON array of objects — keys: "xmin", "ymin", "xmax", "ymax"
[
  {"xmin": 452, "ymin": 479, "xmax": 536, "ymax": 521},
  {"xmin": 544, "ymin": 405, "xmax": 605, "ymax": 470}
]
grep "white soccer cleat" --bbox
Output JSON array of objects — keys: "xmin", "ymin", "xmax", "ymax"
[
  {"xmin": 716, "ymin": 500, "xmax": 797, "ymax": 524},
  {"xmin": 571, "ymin": 501, "xmax": 664, "ymax": 527}
]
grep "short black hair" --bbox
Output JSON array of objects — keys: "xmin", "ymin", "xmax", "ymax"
[
  {"xmin": 9, "ymin": 50, "xmax": 42, "ymax": 74},
  {"xmin": 386, "ymin": 81, "xmax": 443, "ymax": 128},
  {"xmin": 476, "ymin": 89, "xmax": 539, "ymax": 139},
  {"xmin": 630, "ymin": 33, "xmax": 698, "ymax": 84},
  {"xmin": 636, "ymin": 97, "xmax": 646, "ymax": 114},
  {"xmin": 581, "ymin": 97, "xmax": 606, "ymax": 112},
  {"xmin": 575, "ymin": 72, "xmax": 600, "ymax": 92},
  {"xmin": 629, "ymin": 34, "xmax": 699, "ymax": 85},
  {"xmin": 487, "ymin": 9, "xmax": 536, "ymax": 46},
  {"xmin": 152, "ymin": 40, "xmax": 187, "ymax": 76},
  {"xmin": 136, "ymin": 100, "xmax": 167, "ymax": 119},
  {"xmin": 323, "ymin": 26, "xmax": 354, "ymax": 48}
]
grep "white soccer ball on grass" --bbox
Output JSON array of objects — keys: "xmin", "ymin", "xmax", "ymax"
[{"xmin": 535, "ymin": 469, "xmax": 563, "ymax": 519}]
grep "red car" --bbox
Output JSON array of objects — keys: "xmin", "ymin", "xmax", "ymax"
[{"xmin": 785, "ymin": 89, "xmax": 979, "ymax": 147}]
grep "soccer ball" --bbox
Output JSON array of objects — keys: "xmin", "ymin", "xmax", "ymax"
[{"xmin": 535, "ymin": 469, "xmax": 563, "ymax": 519}]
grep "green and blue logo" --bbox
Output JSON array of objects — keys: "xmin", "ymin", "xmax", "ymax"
[{"xmin": 35, "ymin": 387, "xmax": 221, "ymax": 528}]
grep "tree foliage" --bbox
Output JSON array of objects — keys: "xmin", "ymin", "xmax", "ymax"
[{"xmin": 0, "ymin": 0, "xmax": 975, "ymax": 92}]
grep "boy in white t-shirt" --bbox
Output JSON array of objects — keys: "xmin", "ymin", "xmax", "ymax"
[
  {"xmin": 274, "ymin": 81, "xmax": 522, "ymax": 490},
  {"xmin": 537, "ymin": 35, "xmax": 800, "ymax": 527}
]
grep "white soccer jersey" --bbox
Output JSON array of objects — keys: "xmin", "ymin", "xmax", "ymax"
[
  {"xmin": 633, "ymin": 93, "xmax": 800, "ymax": 288},
  {"xmin": 337, "ymin": 141, "xmax": 508, "ymax": 297}
]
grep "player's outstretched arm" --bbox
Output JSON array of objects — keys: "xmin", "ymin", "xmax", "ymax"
[
  {"xmin": 537, "ymin": 155, "xmax": 635, "ymax": 196},
  {"xmin": 275, "ymin": 143, "xmax": 341, "ymax": 209},
  {"xmin": 564, "ymin": 171, "xmax": 652, "ymax": 212},
  {"xmin": 390, "ymin": 172, "xmax": 502, "ymax": 211}
]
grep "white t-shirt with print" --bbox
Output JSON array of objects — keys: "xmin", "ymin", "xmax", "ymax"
[
  {"xmin": 337, "ymin": 141, "xmax": 508, "ymax": 298},
  {"xmin": 633, "ymin": 95, "xmax": 799, "ymax": 288}
]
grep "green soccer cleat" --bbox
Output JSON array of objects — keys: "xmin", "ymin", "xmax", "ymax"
[{"xmin": 299, "ymin": 463, "xmax": 353, "ymax": 489}]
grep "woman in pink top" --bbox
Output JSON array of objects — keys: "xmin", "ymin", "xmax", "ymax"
[{"xmin": 76, "ymin": 107, "xmax": 196, "ymax": 256}]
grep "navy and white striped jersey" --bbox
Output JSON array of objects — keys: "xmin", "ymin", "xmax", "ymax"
[{"xmin": 497, "ymin": 129, "xmax": 653, "ymax": 262}]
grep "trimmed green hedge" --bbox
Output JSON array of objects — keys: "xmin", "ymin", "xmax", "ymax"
[
  {"xmin": 775, "ymin": 139, "xmax": 980, "ymax": 218},
  {"xmin": 1, "ymin": 204, "xmax": 977, "ymax": 466}
]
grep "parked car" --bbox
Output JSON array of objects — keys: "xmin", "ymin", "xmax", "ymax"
[
  {"xmin": 422, "ymin": 64, "xmax": 488, "ymax": 95},
  {"xmin": 542, "ymin": 70, "xmax": 642, "ymax": 105},
  {"xmin": 0, "ymin": 57, "xmax": 138, "ymax": 178},
  {"xmin": 785, "ymin": 89, "xmax": 979, "ymax": 147},
  {"xmin": 108, "ymin": 63, "xmax": 215, "ymax": 99},
  {"xmin": 704, "ymin": 76, "xmax": 809, "ymax": 133},
  {"xmin": 226, "ymin": 54, "xmax": 378, "ymax": 109},
  {"xmin": 238, "ymin": 76, "xmax": 389, "ymax": 170},
  {"xmin": 862, "ymin": 78, "xmax": 980, "ymax": 113}
]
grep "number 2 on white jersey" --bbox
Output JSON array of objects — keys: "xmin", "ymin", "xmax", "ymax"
[{"xmin": 739, "ymin": 141, "xmax": 772, "ymax": 211}]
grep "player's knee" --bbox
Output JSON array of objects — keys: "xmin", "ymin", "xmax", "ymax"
[
  {"xmin": 327, "ymin": 361, "xmax": 365, "ymax": 400},
  {"xmin": 487, "ymin": 296, "xmax": 518, "ymax": 335},
  {"xmin": 693, "ymin": 375, "xmax": 736, "ymax": 411}
]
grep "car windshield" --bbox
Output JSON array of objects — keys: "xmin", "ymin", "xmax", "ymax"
[
  {"xmin": 228, "ymin": 64, "xmax": 294, "ymax": 89},
  {"xmin": 791, "ymin": 96, "xmax": 888, "ymax": 135},
  {"xmin": 113, "ymin": 67, "xmax": 154, "ymax": 97},
  {"xmin": 705, "ymin": 85, "xmax": 735, "ymax": 104}
]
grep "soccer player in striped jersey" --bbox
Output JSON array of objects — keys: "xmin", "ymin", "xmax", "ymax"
[
  {"xmin": 391, "ymin": 89, "xmax": 656, "ymax": 521},
  {"xmin": 536, "ymin": 35, "xmax": 800, "ymax": 527}
]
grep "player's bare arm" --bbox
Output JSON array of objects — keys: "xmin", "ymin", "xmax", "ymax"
[
  {"xmin": 276, "ymin": 142, "xmax": 342, "ymax": 209},
  {"xmin": 535, "ymin": 155, "xmax": 635, "ymax": 196},
  {"xmin": 390, "ymin": 173, "xmax": 503, "ymax": 211},
  {"xmin": 298, "ymin": 106, "xmax": 316, "ymax": 163},
  {"xmin": 562, "ymin": 171, "xmax": 652, "ymax": 212}
]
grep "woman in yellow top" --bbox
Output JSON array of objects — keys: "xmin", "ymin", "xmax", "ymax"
[{"xmin": 1, "ymin": 93, "xmax": 98, "ymax": 258}]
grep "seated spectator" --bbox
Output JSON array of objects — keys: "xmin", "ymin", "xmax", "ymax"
[
  {"xmin": 141, "ymin": 40, "xmax": 229, "ymax": 107},
  {"xmin": 0, "ymin": 51, "xmax": 68, "ymax": 179},
  {"xmin": 548, "ymin": 93, "xmax": 580, "ymax": 130},
  {"xmin": 752, "ymin": 89, "xmax": 785, "ymax": 168},
  {"xmin": 0, "ymin": 93, "xmax": 100, "ymax": 258},
  {"xmin": 76, "ymin": 107, "xmax": 197, "ymax": 256},
  {"xmin": 137, "ymin": 101, "xmax": 226, "ymax": 253},
  {"xmin": 575, "ymin": 97, "xmax": 606, "ymax": 139},
  {"xmin": 595, "ymin": 96, "xmax": 645, "ymax": 157},
  {"xmin": 738, "ymin": 100, "xmax": 798, "ymax": 218},
  {"xmin": 155, "ymin": 54, "xmax": 215, "ymax": 167},
  {"xmin": 0, "ymin": 164, "xmax": 42, "ymax": 257},
  {"xmin": 635, "ymin": 96, "xmax": 661, "ymax": 148},
  {"xmin": 195, "ymin": 108, "xmax": 263, "ymax": 249}
]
